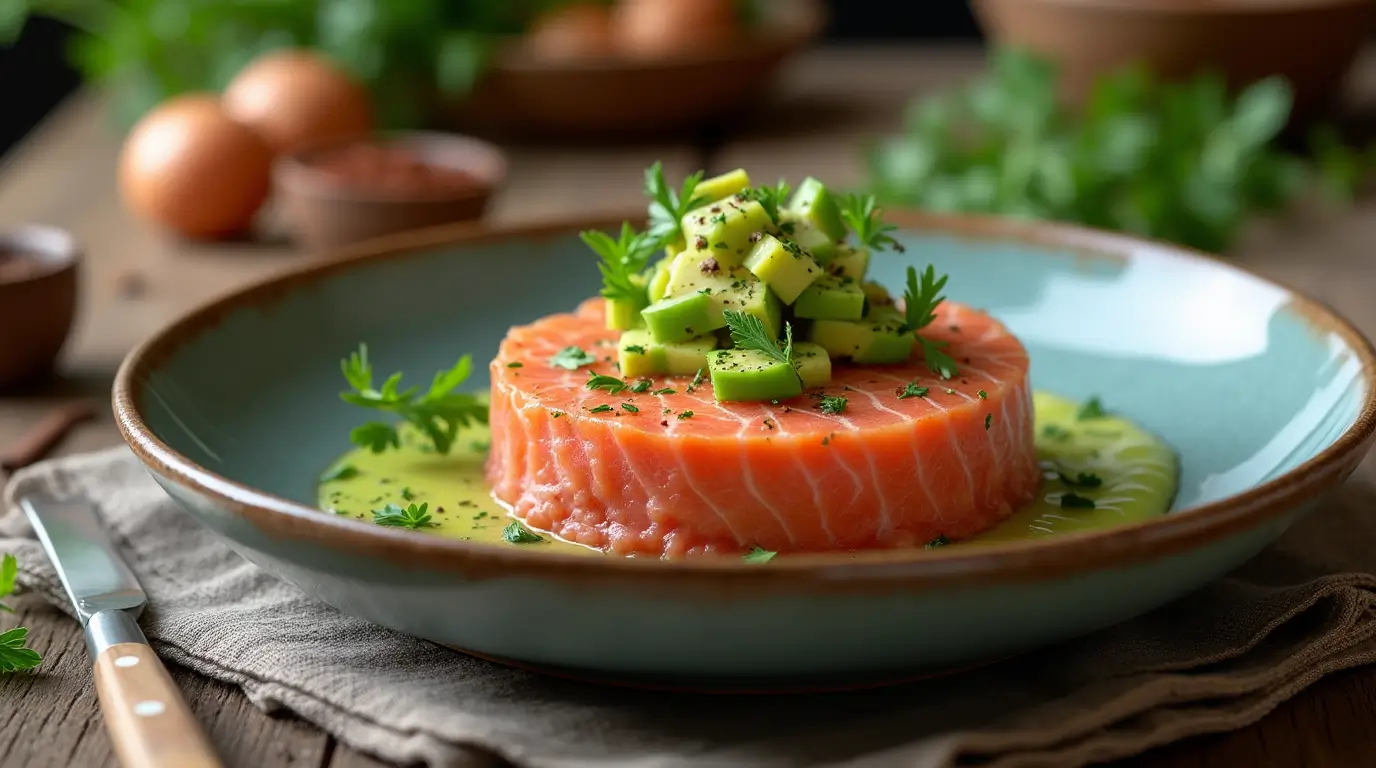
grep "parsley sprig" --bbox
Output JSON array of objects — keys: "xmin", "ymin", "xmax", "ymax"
[
  {"xmin": 838, "ymin": 193, "xmax": 904, "ymax": 252},
  {"xmin": 580, "ymin": 222, "xmax": 660, "ymax": 304},
  {"xmin": 372, "ymin": 502, "xmax": 436, "ymax": 530},
  {"xmin": 743, "ymin": 180, "xmax": 791, "ymax": 226},
  {"xmin": 902, "ymin": 266, "xmax": 959, "ymax": 379},
  {"xmin": 645, "ymin": 161, "xmax": 707, "ymax": 246},
  {"xmin": 550, "ymin": 346, "xmax": 596, "ymax": 371},
  {"xmin": 340, "ymin": 344, "xmax": 488, "ymax": 455},
  {"xmin": 587, "ymin": 373, "xmax": 629, "ymax": 394},
  {"xmin": 1, "ymin": 554, "xmax": 42, "ymax": 673},
  {"xmin": 723, "ymin": 310, "xmax": 795, "ymax": 368}
]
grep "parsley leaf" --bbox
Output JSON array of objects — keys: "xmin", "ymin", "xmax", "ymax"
[
  {"xmin": 838, "ymin": 193, "xmax": 904, "ymax": 252},
  {"xmin": 816, "ymin": 394, "xmax": 848, "ymax": 414},
  {"xmin": 897, "ymin": 382, "xmax": 928, "ymax": 399},
  {"xmin": 621, "ymin": 403, "xmax": 639, "ymax": 413},
  {"xmin": 742, "ymin": 546, "xmax": 777, "ymax": 563},
  {"xmin": 0, "ymin": 554, "xmax": 16, "ymax": 614},
  {"xmin": 630, "ymin": 378, "xmax": 653, "ymax": 393},
  {"xmin": 645, "ymin": 161, "xmax": 707, "ymax": 245},
  {"xmin": 580, "ymin": 222, "xmax": 660, "ymax": 304},
  {"xmin": 677, "ymin": 410, "xmax": 695, "ymax": 420},
  {"xmin": 588, "ymin": 404, "xmax": 614, "ymax": 413},
  {"xmin": 587, "ymin": 373, "xmax": 629, "ymax": 394},
  {"xmin": 550, "ymin": 346, "xmax": 596, "ymax": 370},
  {"xmin": 372, "ymin": 502, "xmax": 435, "ymax": 530},
  {"xmin": 1061, "ymin": 493, "xmax": 1097, "ymax": 510},
  {"xmin": 902, "ymin": 265, "xmax": 958, "ymax": 378},
  {"xmin": 653, "ymin": 387, "xmax": 676, "ymax": 395},
  {"xmin": 340, "ymin": 344, "xmax": 487, "ymax": 455},
  {"xmin": 319, "ymin": 462, "xmax": 358, "ymax": 483},
  {"xmin": 743, "ymin": 179, "xmax": 791, "ymax": 226},
  {"xmin": 1076, "ymin": 397, "xmax": 1107, "ymax": 420},
  {"xmin": 0, "ymin": 627, "xmax": 41, "ymax": 673},
  {"xmin": 502, "ymin": 520, "xmax": 545, "ymax": 544},
  {"xmin": 723, "ymin": 310, "xmax": 792, "ymax": 366},
  {"xmin": 686, "ymin": 368, "xmax": 706, "ymax": 393}
]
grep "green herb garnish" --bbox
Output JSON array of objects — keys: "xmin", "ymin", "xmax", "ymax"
[
  {"xmin": 985, "ymin": 413, "xmax": 992, "ymax": 430},
  {"xmin": 372, "ymin": 503, "xmax": 435, "ymax": 530},
  {"xmin": 977, "ymin": 390, "xmax": 987, "ymax": 399},
  {"xmin": 723, "ymin": 310, "xmax": 795, "ymax": 368},
  {"xmin": 925, "ymin": 535, "xmax": 949, "ymax": 549},
  {"xmin": 588, "ymin": 404, "xmax": 614, "ymax": 414},
  {"xmin": 1060, "ymin": 493, "xmax": 1097, "ymax": 510},
  {"xmin": 686, "ymin": 368, "xmax": 705, "ymax": 394},
  {"xmin": 624, "ymin": 345, "xmax": 647, "ymax": 355},
  {"xmin": 502, "ymin": 520, "xmax": 545, "ymax": 544},
  {"xmin": 550, "ymin": 346, "xmax": 596, "ymax": 370},
  {"xmin": 1060, "ymin": 471, "xmax": 1103, "ymax": 488},
  {"xmin": 897, "ymin": 382, "xmax": 928, "ymax": 399},
  {"xmin": 838, "ymin": 193, "xmax": 904, "ymax": 252},
  {"xmin": 645, "ymin": 161, "xmax": 707, "ymax": 245},
  {"xmin": 0, "ymin": 553, "xmax": 37, "ymax": 672},
  {"xmin": 587, "ymin": 373, "xmax": 629, "ymax": 394},
  {"xmin": 653, "ymin": 387, "xmax": 676, "ymax": 395},
  {"xmin": 1076, "ymin": 397, "xmax": 1107, "ymax": 421},
  {"xmin": 1042, "ymin": 424, "xmax": 1072, "ymax": 441},
  {"xmin": 678, "ymin": 410, "xmax": 695, "ymax": 420},
  {"xmin": 340, "ymin": 344, "xmax": 487, "ymax": 455},
  {"xmin": 400, "ymin": 487, "xmax": 415, "ymax": 501},
  {"xmin": 816, "ymin": 394, "xmax": 848, "ymax": 415},
  {"xmin": 319, "ymin": 462, "xmax": 359, "ymax": 483},
  {"xmin": 630, "ymin": 379, "xmax": 653, "ymax": 393},
  {"xmin": 742, "ymin": 546, "xmax": 777, "ymax": 563},
  {"xmin": 743, "ymin": 180, "xmax": 791, "ymax": 226},
  {"xmin": 621, "ymin": 403, "xmax": 639, "ymax": 413},
  {"xmin": 902, "ymin": 265, "xmax": 959, "ymax": 379},
  {"xmin": 581, "ymin": 222, "xmax": 660, "ymax": 304}
]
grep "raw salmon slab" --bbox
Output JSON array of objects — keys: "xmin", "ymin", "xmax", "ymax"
[{"xmin": 487, "ymin": 298, "xmax": 1039, "ymax": 557}]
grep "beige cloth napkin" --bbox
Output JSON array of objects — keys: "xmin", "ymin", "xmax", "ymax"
[{"xmin": 4, "ymin": 447, "xmax": 1376, "ymax": 768}]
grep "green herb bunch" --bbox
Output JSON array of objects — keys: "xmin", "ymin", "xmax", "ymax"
[{"xmin": 865, "ymin": 48, "xmax": 1372, "ymax": 253}]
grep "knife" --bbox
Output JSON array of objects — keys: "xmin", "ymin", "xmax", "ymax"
[{"xmin": 21, "ymin": 493, "xmax": 222, "ymax": 768}]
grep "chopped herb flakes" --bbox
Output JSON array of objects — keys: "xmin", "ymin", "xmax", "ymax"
[
  {"xmin": 897, "ymin": 382, "xmax": 928, "ymax": 399},
  {"xmin": 1060, "ymin": 471, "xmax": 1103, "ymax": 488},
  {"xmin": 977, "ymin": 390, "xmax": 987, "ymax": 399},
  {"xmin": 1060, "ymin": 493, "xmax": 1097, "ymax": 510},
  {"xmin": 624, "ymin": 345, "xmax": 647, "ymax": 355},
  {"xmin": 506, "ymin": 362, "xmax": 524, "ymax": 368},
  {"xmin": 1076, "ymin": 397, "xmax": 1107, "ymax": 420},
  {"xmin": 550, "ymin": 346, "xmax": 596, "ymax": 370},
  {"xmin": 687, "ymin": 369, "xmax": 706, "ymax": 393},
  {"xmin": 502, "ymin": 520, "xmax": 545, "ymax": 544},
  {"xmin": 653, "ymin": 388, "xmax": 676, "ymax": 395},
  {"xmin": 677, "ymin": 410, "xmax": 695, "ymax": 420},
  {"xmin": 400, "ymin": 486, "xmax": 415, "ymax": 501},
  {"xmin": 587, "ymin": 373, "xmax": 628, "ymax": 394},
  {"xmin": 621, "ymin": 403, "xmax": 640, "ymax": 413},
  {"xmin": 588, "ymin": 404, "xmax": 614, "ymax": 414},
  {"xmin": 1042, "ymin": 424, "xmax": 1072, "ymax": 441},
  {"xmin": 815, "ymin": 394, "xmax": 848, "ymax": 414},
  {"xmin": 925, "ymin": 535, "xmax": 950, "ymax": 549},
  {"xmin": 319, "ymin": 463, "xmax": 359, "ymax": 483},
  {"xmin": 630, "ymin": 379, "xmax": 653, "ymax": 393},
  {"xmin": 742, "ymin": 546, "xmax": 777, "ymax": 563},
  {"xmin": 985, "ymin": 413, "xmax": 992, "ymax": 430}
]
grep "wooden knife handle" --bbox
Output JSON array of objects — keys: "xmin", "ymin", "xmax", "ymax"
[{"xmin": 88, "ymin": 613, "xmax": 222, "ymax": 768}]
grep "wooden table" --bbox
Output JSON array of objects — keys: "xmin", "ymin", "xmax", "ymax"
[{"xmin": 4, "ymin": 45, "xmax": 1376, "ymax": 768}]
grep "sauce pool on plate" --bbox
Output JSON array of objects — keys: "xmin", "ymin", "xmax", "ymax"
[{"xmin": 317, "ymin": 391, "xmax": 1178, "ymax": 557}]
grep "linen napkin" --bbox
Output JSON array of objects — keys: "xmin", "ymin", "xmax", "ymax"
[{"xmin": 4, "ymin": 447, "xmax": 1376, "ymax": 768}]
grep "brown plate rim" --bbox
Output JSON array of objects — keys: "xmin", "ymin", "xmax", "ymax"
[{"xmin": 111, "ymin": 211, "xmax": 1376, "ymax": 594}]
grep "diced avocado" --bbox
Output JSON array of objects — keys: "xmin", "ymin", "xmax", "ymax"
[
  {"xmin": 808, "ymin": 309, "xmax": 915, "ymax": 364},
  {"xmin": 647, "ymin": 257, "xmax": 673, "ymax": 303},
  {"xmin": 695, "ymin": 168, "xmax": 751, "ymax": 204},
  {"xmin": 642, "ymin": 291, "xmax": 720, "ymax": 343},
  {"xmin": 826, "ymin": 245, "xmax": 870, "ymax": 281},
  {"xmin": 606, "ymin": 273, "xmax": 649, "ymax": 330},
  {"xmin": 707, "ymin": 348, "xmax": 803, "ymax": 403},
  {"xmin": 780, "ymin": 213, "xmax": 838, "ymax": 263},
  {"xmin": 786, "ymin": 177, "xmax": 848, "ymax": 241},
  {"xmin": 860, "ymin": 280, "xmax": 895, "ymax": 310},
  {"xmin": 791, "ymin": 342, "xmax": 832, "ymax": 388},
  {"xmin": 619, "ymin": 330, "xmax": 717, "ymax": 377},
  {"xmin": 664, "ymin": 252, "xmax": 784, "ymax": 338},
  {"xmin": 681, "ymin": 198, "xmax": 773, "ymax": 268},
  {"xmin": 794, "ymin": 274, "xmax": 865, "ymax": 321},
  {"xmin": 743, "ymin": 234, "xmax": 823, "ymax": 305},
  {"xmin": 664, "ymin": 237, "xmax": 685, "ymax": 260}
]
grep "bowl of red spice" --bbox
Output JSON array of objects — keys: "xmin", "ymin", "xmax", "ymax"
[
  {"xmin": 274, "ymin": 131, "xmax": 507, "ymax": 253},
  {"xmin": 0, "ymin": 226, "xmax": 80, "ymax": 390}
]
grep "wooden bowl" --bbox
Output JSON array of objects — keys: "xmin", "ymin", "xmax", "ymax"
[
  {"xmin": 273, "ymin": 131, "xmax": 507, "ymax": 254},
  {"xmin": 972, "ymin": 0, "xmax": 1376, "ymax": 123},
  {"xmin": 445, "ymin": 0, "xmax": 826, "ymax": 141},
  {"xmin": 0, "ymin": 226, "xmax": 80, "ymax": 390}
]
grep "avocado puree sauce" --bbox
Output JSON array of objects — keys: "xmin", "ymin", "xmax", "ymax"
[{"xmin": 317, "ymin": 391, "xmax": 1178, "ymax": 556}]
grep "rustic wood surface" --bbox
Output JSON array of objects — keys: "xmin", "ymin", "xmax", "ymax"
[{"xmin": 4, "ymin": 45, "xmax": 1376, "ymax": 768}]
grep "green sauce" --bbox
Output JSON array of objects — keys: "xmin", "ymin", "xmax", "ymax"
[{"xmin": 317, "ymin": 391, "xmax": 1178, "ymax": 555}]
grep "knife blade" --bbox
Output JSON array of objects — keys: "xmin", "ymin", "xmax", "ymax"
[{"xmin": 21, "ymin": 492, "xmax": 222, "ymax": 768}]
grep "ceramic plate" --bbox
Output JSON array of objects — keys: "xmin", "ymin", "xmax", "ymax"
[{"xmin": 113, "ymin": 212, "xmax": 1376, "ymax": 685}]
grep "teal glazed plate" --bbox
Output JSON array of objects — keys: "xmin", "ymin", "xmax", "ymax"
[{"xmin": 113, "ymin": 213, "xmax": 1376, "ymax": 686}]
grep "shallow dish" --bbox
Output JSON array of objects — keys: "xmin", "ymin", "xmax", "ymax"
[
  {"xmin": 0, "ymin": 225, "xmax": 80, "ymax": 391},
  {"xmin": 113, "ymin": 213, "xmax": 1376, "ymax": 683}
]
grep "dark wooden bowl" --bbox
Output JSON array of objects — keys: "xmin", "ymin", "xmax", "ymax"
[
  {"xmin": 273, "ymin": 131, "xmax": 508, "ymax": 254},
  {"xmin": 0, "ymin": 226, "xmax": 80, "ymax": 390},
  {"xmin": 444, "ymin": 0, "xmax": 826, "ymax": 141},
  {"xmin": 973, "ymin": 0, "xmax": 1376, "ymax": 124}
]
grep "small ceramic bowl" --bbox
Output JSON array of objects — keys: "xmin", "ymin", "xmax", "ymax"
[
  {"xmin": 973, "ymin": 0, "xmax": 1376, "ymax": 124},
  {"xmin": 273, "ymin": 131, "xmax": 507, "ymax": 253},
  {"xmin": 113, "ymin": 213, "xmax": 1376, "ymax": 686},
  {"xmin": 0, "ymin": 226, "xmax": 80, "ymax": 390}
]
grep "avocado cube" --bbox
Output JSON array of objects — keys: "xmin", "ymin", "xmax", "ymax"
[
  {"xmin": 695, "ymin": 168, "xmax": 751, "ymax": 204},
  {"xmin": 780, "ymin": 213, "xmax": 838, "ymax": 263},
  {"xmin": 664, "ymin": 252, "xmax": 783, "ymax": 338},
  {"xmin": 681, "ymin": 198, "xmax": 773, "ymax": 268},
  {"xmin": 743, "ymin": 234, "xmax": 823, "ymax": 305},
  {"xmin": 707, "ymin": 348, "xmax": 803, "ymax": 403},
  {"xmin": 860, "ymin": 280, "xmax": 895, "ymax": 310},
  {"xmin": 791, "ymin": 342, "xmax": 832, "ymax": 388},
  {"xmin": 619, "ymin": 330, "xmax": 717, "ymax": 377},
  {"xmin": 794, "ymin": 274, "xmax": 865, "ymax": 321},
  {"xmin": 827, "ymin": 245, "xmax": 870, "ymax": 281},
  {"xmin": 786, "ymin": 177, "xmax": 848, "ymax": 241},
  {"xmin": 647, "ymin": 256, "xmax": 673, "ymax": 303},
  {"xmin": 643, "ymin": 291, "xmax": 721, "ymax": 343},
  {"xmin": 606, "ymin": 273, "xmax": 649, "ymax": 330},
  {"xmin": 808, "ymin": 309, "xmax": 915, "ymax": 364}
]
